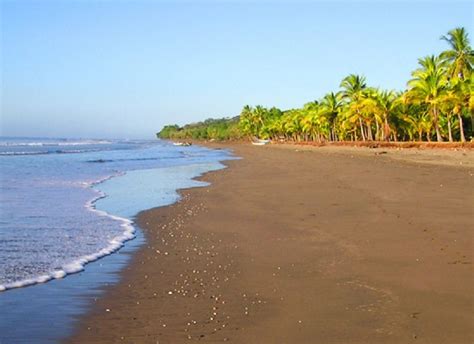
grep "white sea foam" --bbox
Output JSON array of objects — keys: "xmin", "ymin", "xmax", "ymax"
[
  {"xmin": 0, "ymin": 151, "xmax": 50, "ymax": 156},
  {"xmin": 0, "ymin": 153, "xmax": 232, "ymax": 293},
  {"xmin": 0, "ymin": 140, "xmax": 112, "ymax": 147},
  {"xmin": 0, "ymin": 172, "xmax": 135, "ymax": 293}
]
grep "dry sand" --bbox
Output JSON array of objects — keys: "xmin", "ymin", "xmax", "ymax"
[{"xmin": 66, "ymin": 144, "xmax": 473, "ymax": 344}]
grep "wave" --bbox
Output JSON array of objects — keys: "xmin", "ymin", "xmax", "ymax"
[
  {"xmin": 0, "ymin": 151, "xmax": 50, "ymax": 156},
  {"xmin": 0, "ymin": 140, "xmax": 112, "ymax": 147},
  {"xmin": 85, "ymin": 152, "xmax": 205, "ymax": 164},
  {"xmin": 87, "ymin": 156, "xmax": 168, "ymax": 163},
  {"xmin": 0, "ymin": 149, "xmax": 102, "ymax": 156},
  {"xmin": 0, "ymin": 172, "xmax": 134, "ymax": 293}
]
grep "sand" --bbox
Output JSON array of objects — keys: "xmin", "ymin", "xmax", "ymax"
[{"xmin": 66, "ymin": 144, "xmax": 473, "ymax": 344}]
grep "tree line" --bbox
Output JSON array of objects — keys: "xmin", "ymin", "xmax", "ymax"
[
  {"xmin": 158, "ymin": 117, "xmax": 241, "ymax": 141},
  {"xmin": 158, "ymin": 27, "xmax": 473, "ymax": 143}
]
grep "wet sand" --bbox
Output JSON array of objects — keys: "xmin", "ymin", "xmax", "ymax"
[{"xmin": 67, "ymin": 144, "xmax": 473, "ymax": 344}]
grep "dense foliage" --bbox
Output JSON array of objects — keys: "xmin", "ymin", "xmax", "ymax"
[
  {"xmin": 157, "ymin": 117, "xmax": 241, "ymax": 141},
  {"xmin": 159, "ymin": 27, "xmax": 473, "ymax": 143}
]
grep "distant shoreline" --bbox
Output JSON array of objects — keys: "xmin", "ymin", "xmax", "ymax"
[{"xmin": 67, "ymin": 143, "xmax": 473, "ymax": 343}]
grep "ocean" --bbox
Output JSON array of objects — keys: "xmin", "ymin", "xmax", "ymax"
[{"xmin": 0, "ymin": 137, "xmax": 232, "ymax": 343}]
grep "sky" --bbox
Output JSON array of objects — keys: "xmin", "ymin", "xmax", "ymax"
[{"xmin": 1, "ymin": 0, "xmax": 473, "ymax": 139}]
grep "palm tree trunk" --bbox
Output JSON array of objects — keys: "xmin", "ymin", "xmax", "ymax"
[
  {"xmin": 359, "ymin": 118, "xmax": 366, "ymax": 141},
  {"xmin": 433, "ymin": 106, "xmax": 443, "ymax": 142},
  {"xmin": 458, "ymin": 113, "xmax": 466, "ymax": 142},
  {"xmin": 384, "ymin": 116, "xmax": 390, "ymax": 141},
  {"xmin": 367, "ymin": 122, "xmax": 374, "ymax": 141},
  {"xmin": 471, "ymin": 113, "xmax": 474, "ymax": 141},
  {"xmin": 447, "ymin": 117, "xmax": 453, "ymax": 142}
]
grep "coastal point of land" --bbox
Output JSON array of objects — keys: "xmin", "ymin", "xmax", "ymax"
[{"xmin": 67, "ymin": 144, "xmax": 473, "ymax": 344}]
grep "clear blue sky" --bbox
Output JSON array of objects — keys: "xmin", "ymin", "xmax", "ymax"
[{"xmin": 1, "ymin": 0, "xmax": 473, "ymax": 139}]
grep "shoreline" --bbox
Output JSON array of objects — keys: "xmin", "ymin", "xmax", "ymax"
[
  {"xmin": 274, "ymin": 140, "xmax": 474, "ymax": 149},
  {"xmin": 66, "ymin": 143, "xmax": 473, "ymax": 343},
  {"xmin": 0, "ymin": 173, "xmax": 136, "ymax": 292},
  {"xmin": 0, "ymin": 143, "xmax": 232, "ymax": 343},
  {"xmin": 177, "ymin": 139, "xmax": 474, "ymax": 150}
]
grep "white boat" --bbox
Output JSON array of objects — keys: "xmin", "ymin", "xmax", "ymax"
[
  {"xmin": 251, "ymin": 138, "xmax": 270, "ymax": 146},
  {"xmin": 173, "ymin": 142, "xmax": 192, "ymax": 146}
]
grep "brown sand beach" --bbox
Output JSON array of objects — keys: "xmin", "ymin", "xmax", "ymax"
[{"xmin": 67, "ymin": 144, "xmax": 473, "ymax": 344}]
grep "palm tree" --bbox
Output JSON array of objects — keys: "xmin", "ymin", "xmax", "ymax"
[
  {"xmin": 440, "ymin": 27, "xmax": 474, "ymax": 81},
  {"xmin": 409, "ymin": 111, "xmax": 433, "ymax": 141},
  {"xmin": 357, "ymin": 89, "xmax": 381, "ymax": 141},
  {"xmin": 340, "ymin": 74, "xmax": 367, "ymax": 99},
  {"xmin": 303, "ymin": 100, "xmax": 319, "ymax": 111},
  {"xmin": 253, "ymin": 105, "xmax": 268, "ymax": 136},
  {"xmin": 442, "ymin": 82, "xmax": 464, "ymax": 141},
  {"xmin": 281, "ymin": 110, "xmax": 304, "ymax": 141},
  {"xmin": 447, "ymin": 75, "xmax": 473, "ymax": 141},
  {"xmin": 394, "ymin": 91, "xmax": 422, "ymax": 141},
  {"xmin": 441, "ymin": 28, "xmax": 474, "ymax": 139},
  {"xmin": 320, "ymin": 92, "xmax": 343, "ymax": 141},
  {"xmin": 239, "ymin": 105, "xmax": 255, "ymax": 138},
  {"xmin": 396, "ymin": 103, "xmax": 427, "ymax": 141},
  {"xmin": 301, "ymin": 110, "xmax": 319, "ymax": 142},
  {"xmin": 265, "ymin": 116, "xmax": 284, "ymax": 140},
  {"xmin": 408, "ymin": 55, "xmax": 448, "ymax": 142},
  {"xmin": 340, "ymin": 74, "xmax": 368, "ymax": 140},
  {"xmin": 373, "ymin": 89, "xmax": 397, "ymax": 141},
  {"xmin": 469, "ymin": 74, "xmax": 474, "ymax": 139},
  {"xmin": 238, "ymin": 105, "xmax": 269, "ymax": 139}
]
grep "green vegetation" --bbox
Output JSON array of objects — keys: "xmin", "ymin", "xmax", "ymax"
[
  {"xmin": 157, "ymin": 117, "xmax": 241, "ymax": 141},
  {"xmin": 158, "ymin": 27, "xmax": 473, "ymax": 143}
]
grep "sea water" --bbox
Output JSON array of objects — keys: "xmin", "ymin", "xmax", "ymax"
[{"xmin": 0, "ymin": 137, "xmax": 232, "ymax": 343}]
